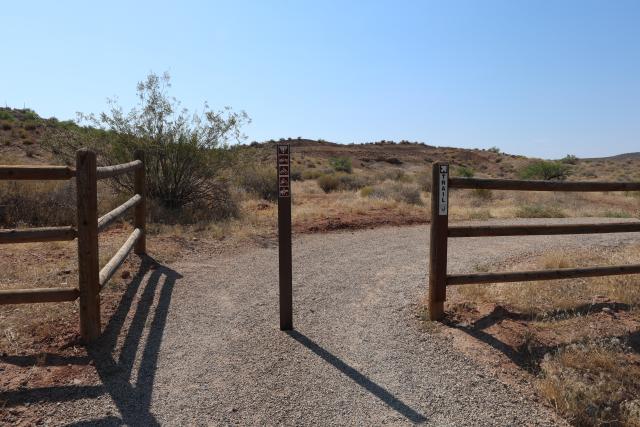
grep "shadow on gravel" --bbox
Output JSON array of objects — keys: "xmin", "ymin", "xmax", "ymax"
[
  {"xmin": 0, "ymin": 255, "xmax": 182, "ymax": 426},
  {"xmin": 286, "ymin": 330, "xmax": 427, "ymax": 424}
]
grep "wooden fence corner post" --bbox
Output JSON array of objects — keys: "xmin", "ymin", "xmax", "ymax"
[
  {"xmin": 134, "ymin": 150, "xmax": 146, "ymax": 255},
  {"xmin": 429, "ymin": 162, "xmax": 449, "ymax": 321},
  {"xmin": 76, "ymin": 149, "xmax": 101, "ymax": 342}
]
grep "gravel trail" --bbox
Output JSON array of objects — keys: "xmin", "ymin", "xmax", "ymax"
[{"xmin": 51, "ymin": 219, "xmax": 639, "ymax": 425}]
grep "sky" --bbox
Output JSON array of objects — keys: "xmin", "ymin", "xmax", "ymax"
[{"xmin": 1, "ymin": 1, "xmax": 639, "ymax": 158}]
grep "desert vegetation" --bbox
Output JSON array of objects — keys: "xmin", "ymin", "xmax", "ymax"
[
  {"xmin": 449, "ymin": 243, "xmax": 640, "ymax": 426},
  {"xmin": 2, "ymin": 74, "xmax": 640, "ymax": 426}
]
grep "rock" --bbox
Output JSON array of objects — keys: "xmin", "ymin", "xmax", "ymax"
[{"xmin": 602, "ymin": 307, "xmax": 615, "ymax": 316}]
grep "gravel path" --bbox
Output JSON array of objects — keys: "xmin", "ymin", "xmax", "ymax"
[{"xmin": 49, "ymin": 219, "xmax": 639, "ymax": 425}]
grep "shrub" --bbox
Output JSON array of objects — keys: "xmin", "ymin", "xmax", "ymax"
[
  {"xmin": 238, "ymin": 165, "xmax": 278, "ymax": 201},
  {"xmin": 455, "ymin": 166, "xmax": 474, "ymax": 178},
  {"xmin": 317, "ymin": 174, "xmax": 340, "ymax": 192},
  {"xmin": 362, "ymin": 181, "xmax": 423, "ymax": 205},
  {"xmin": 317, "ymin": 173, "xmax": 367, "ymax": 193},
  {"xmin": 560, "ymin": 154, "xmax": 578, "ymax": 165},
  {"xmin": 329, "ymin": 156, "xmax": 352, "ymax": 173},
  {"xmin": 22, "ymin": 109, "xmax": 39, "ymax": 120},
  {"xmin": 1, "ymin": 121, "xmax": 11, "ymax": 130},
  {"xmin": 0, "ymin": 181, "xmax": 76, "ymax": 227},
  {"xmin": 515, "ymin": 204, "xmax": 565, "ymax": 218},
  {"xmin": 301, "ymin": 169, "xmax": 323, "ymax": 180},
  {"xmin": 488, "ymin": 146, "xmax": 501, "ymax": 154},
  {"xmin": 0, "ymin": 110, "xmax": 14, "ymax": 120},
  {"xmin": 43, "ymin": 72, "xmax": 249, "ymax": 220},
  {"xmin": 472, "ymin": 188, "xmax": 492, "ymax": 200},
  {"xmin": 519, "ymin": 160, "xmax": 571, "ymax": 181},
  {"xmin": 290, "ymin": 169, "xmax": 302, "ymax": 181},
  {"xmin": 415, "ymin": 172, "xmax": 432, "ymax": 192}
]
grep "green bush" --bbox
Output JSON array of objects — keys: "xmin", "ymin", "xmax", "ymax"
[
  {"xmin": 238, "ymin": 165, "xmax": 278, "ymax": 201},
  {"xmin": 329, "ymin": 156, "xmax": 352, "ymax": 173},
  {"xmin": 0, "ymin": 111, "xmax": 14, "ymax": 120},
  {"xmin": 455, "ymin": 166, "xmax": 475, "ymax": 178},
  {"xmin": 519, "ymin": 160, "xmax": 571, "ymax": 181},
  {"xmin": 515, "ymin": 204, "xmax": 565, "ymax": 218},
  {"xmin": 43, "ymin": 72, "xmax": 249, "ymax": 221},
  {"xmin": 488, "ymin": 146, "xmax": 501, "ymax": 154}
]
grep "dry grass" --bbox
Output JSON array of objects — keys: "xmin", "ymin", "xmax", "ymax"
[
  {"xmin": 458, "ymin": 245, "xmax": 640, "ymax": 315},
  {"xmin": 538, "ymin": 343, "xmax": 640, "ymax": 426},
  {"xmin": 453, "ymin": 244, "xmax": 640, "ymax": 426}
]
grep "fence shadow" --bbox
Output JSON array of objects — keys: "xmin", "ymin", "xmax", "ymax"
[
  {"xmin": 286, "ymin": 330, "xmax": 427, "ymax": 424},
  {"xmin": 447, "ymin": 303, "xmax": 640, "ymax": 373},
  {"xmin": 0, "ymin": 255, "xmax": 181, "ymax": 426}
]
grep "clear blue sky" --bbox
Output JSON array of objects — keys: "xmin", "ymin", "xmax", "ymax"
[{"xmin": 2, "ymin": 1, "xmax": 638, "ymax": 158}]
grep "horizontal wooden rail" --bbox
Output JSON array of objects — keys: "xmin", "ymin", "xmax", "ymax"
[
  {"xmin": 0, "ymin": 165, "xmax": 75, "ymax": 180},
  {"xmin": 99, "ymin": 228, "xmax": 142, "ymax": 289},
  {"xmin": 449, "ymin": 177, "xmax": 640, "ymax": 192},
  {"xmin": 0, "ymin": 226, "xmax": 77, "ymax": 244},
  {"xmin": 96, "ymin": 160, "xmax": 143, "ymax": 180},
  {"xmin": 97, "ymin": 194, "xmax": 142, "ymax": 232},
  {"xmin": 447, "ymin": 264, "xmax": 640, "ymax": 286},
  {"xmin": 448, "ymin": 222, "xmax": 640, "ymax": 238},
  {"xmin": 0, "ymin": 287, "xmax": 80, "ymax": 305}
]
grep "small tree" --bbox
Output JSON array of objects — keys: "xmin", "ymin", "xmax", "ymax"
[
  {"xmin": 44, "ymin": 72, "xmax": 249, "ymax": 220},
  {"xmin": 519, "ymin": 160, "xmax": 571, "ymax": 181}
]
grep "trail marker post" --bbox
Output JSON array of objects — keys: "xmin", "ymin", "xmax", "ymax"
[
  {"xmin": 277, "ymin": 143, "xmax": 293, "ymax": 330},
  {"xmin": 428, "ymin": 162, "xmax": 449, "ymax": 320}
]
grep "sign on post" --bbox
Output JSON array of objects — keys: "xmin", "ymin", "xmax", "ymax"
[
  {"xmin": 438, "ymin": 164, "xmax": 448, "ymax": 215},
  {"xmin": 277, "ymin": 144, "xmax": 293, "ymax": 330}
]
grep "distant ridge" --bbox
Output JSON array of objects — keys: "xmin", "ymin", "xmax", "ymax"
[{"xmin": 587, "ymin": 152, "xmax": 640, "ymax": 161}]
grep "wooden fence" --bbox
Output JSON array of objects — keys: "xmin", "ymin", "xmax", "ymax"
[
  {"xmin": 0, "ymin": 149, "xmax": 146, "ymax": 341},
  {"xmin": 428, "ymin": 162, "xmax": 640, "ymax": 320}
]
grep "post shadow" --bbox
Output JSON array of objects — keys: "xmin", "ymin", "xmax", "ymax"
[
  {"xmin": 446, "ymin": 302, "xmax": 638, "ymax": 372},
  {"xmin": 286, "ymin": 330, "xmax": 427, "ymax": 424},
  {"xmin": 0, "ymin": 255, "xmax": 182, "ymax": 427}
]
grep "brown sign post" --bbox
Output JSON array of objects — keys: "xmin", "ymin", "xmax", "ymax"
[{"xmin": 277, "ymin": 144, "xmax": 293, "ymax": 330}]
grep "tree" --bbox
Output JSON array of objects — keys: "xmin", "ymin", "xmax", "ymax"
[
  {"xmin": 44, "ymin": 72, "xmax": 250, "ymax": 220},
  {"xmin": 519, "ymin": 160, "xmax": 571, "ymax": 181}
]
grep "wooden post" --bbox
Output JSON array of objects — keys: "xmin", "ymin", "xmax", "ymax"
[
  {"xmin": 76, "ymin": 149, "xmax": 101, "ymax": 341},
  {"xmin": 134, "ymin": 150, "xmax": 146, "ymax": 254},
  {"xmin": 277, "ymin": 143, "xmax": 293, "ymax": 330},
  {"xmin": 429, "ymin": 162, "xmax": 449, "ymax": 320}
]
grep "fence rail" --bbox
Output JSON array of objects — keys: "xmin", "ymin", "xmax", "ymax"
[
  {"xmin": 449, "ymin": 177, "xmax": 640, "ymax": 192},
  {"xmin": 428, "ymin": 162, "xmax": 640, "ymax": 320},
  {"xmin": 0, "ymin": 165, "xmax": 76, "ymax": 180},
  {"xmin": 0, "ymin": 149, "xmax": 146, "ymax": 342},
  {"xmin": 0, "ymin": 287, "xmax": 80, "ymax": 305},
  {"xmin": 448, "ymin": 222, "xmax": 640, "ymax": 238},
  {"xmin": 0, "ymin": 226, "xmax": 77, "ymax": 244}
]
